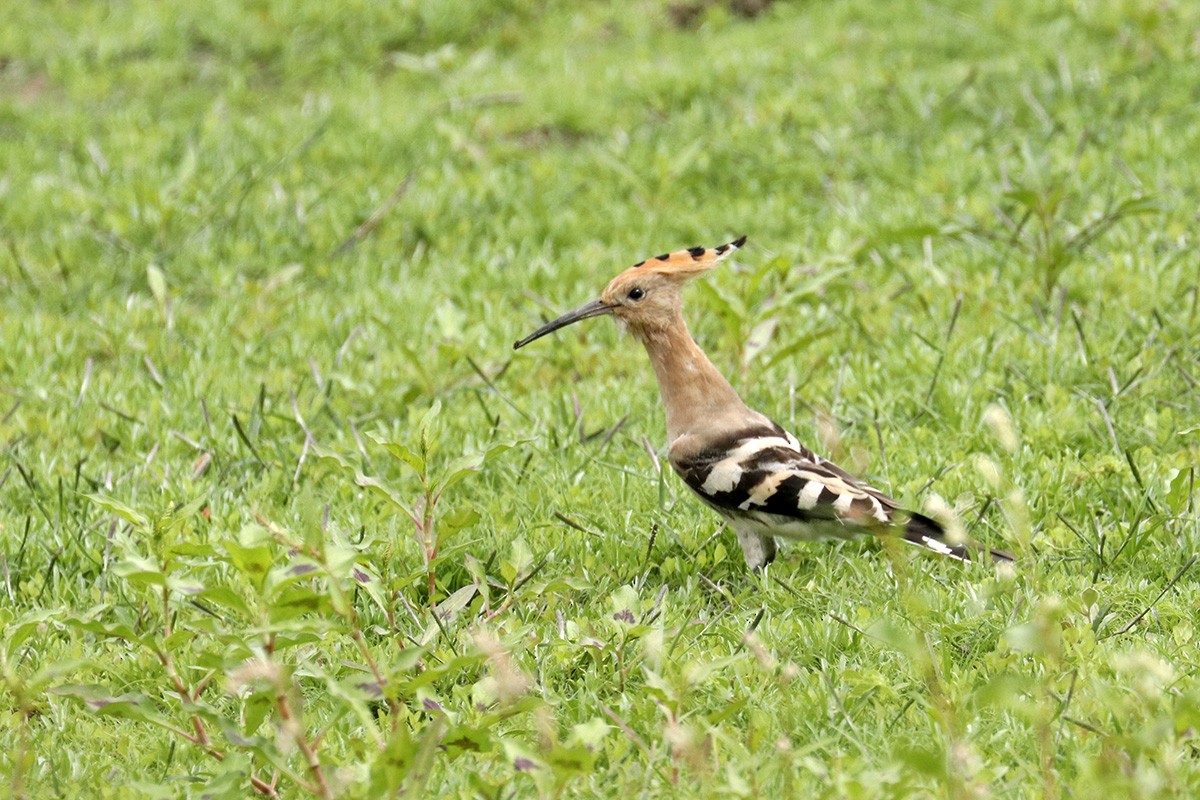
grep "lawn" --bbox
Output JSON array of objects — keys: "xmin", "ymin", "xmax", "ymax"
[{"xmin": 2, "ymin": 0, "xmax": 1199, "ymax": 797}]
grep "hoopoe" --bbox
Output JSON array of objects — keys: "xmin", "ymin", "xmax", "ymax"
[{"xmin": 514, "ymin": 237, "xmax": 1014, "ymax": 571}]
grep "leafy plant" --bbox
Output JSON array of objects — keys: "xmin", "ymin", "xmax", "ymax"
[
  {"xmin": 983, "ymin": 183, "xmax": 1159, "ymax": 294},
  {"xmin": 49, "ymin": 492, "xmax": 552, "ymax": 797},
  {"xmin": 316, "ymin": 401, "xmax": 513, "ymax": 606}
]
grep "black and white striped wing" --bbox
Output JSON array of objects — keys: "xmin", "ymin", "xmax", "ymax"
[
  {"xmin": 673, "ymin": 424, "xmax": 891, "ymax": 526},
  {"xmin": 672, "ymin": 423, "xmax": 994, "ymax": 561}
]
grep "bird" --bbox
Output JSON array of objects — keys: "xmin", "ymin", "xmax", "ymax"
[{"xmin": 514, "ymin": 236, "xmax": 1014, "ymax": 571}]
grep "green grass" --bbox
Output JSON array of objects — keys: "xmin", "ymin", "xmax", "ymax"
[{"xmin": 3, "ymin": 0, "xmax": 1199, "ymax": 796}]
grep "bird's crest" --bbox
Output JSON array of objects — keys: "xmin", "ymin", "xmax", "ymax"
[{"xmin": 625, "ymin": 235, "xmax": 746, "ymax": 279}]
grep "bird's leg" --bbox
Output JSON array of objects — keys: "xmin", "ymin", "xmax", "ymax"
[{"xmin": 732, "ymin": 522, "xmax": 777, "ymax": 572}]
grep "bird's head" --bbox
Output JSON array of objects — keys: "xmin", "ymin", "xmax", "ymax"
[{"xmin": 513, "ymin": 235, "xmax": 746, "ymax": 349}]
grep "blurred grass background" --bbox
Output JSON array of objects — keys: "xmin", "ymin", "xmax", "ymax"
[{"xmin": 2, "ymin": 0, "xmax": 1200, "ymax": 797}]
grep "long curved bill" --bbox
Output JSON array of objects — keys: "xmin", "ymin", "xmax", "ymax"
[{"xmin": 513, "ymin": 298, "xmax": 613, "ymax": 350}]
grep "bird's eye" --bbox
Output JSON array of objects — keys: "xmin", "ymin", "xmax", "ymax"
[{"xmin": 627, "ymin": 287, "xmax": 645, "ymax": 301}]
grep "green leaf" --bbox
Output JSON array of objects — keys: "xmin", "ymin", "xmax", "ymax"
[
  {"xmin": 1173, "ymin": 689, "xmax": 1200, "ymax": 734},
  {"xmin": 355, "ymin": 474, "xmax": 416, "ymax": 516},
  {"xmin": 371, "ymin": 716, "xmax": 446, "ymax": 797},
  {"xmin": 166, "ymin": 573, "xmax": 205, "ymax": 595},
  {"xmin": 242, "ymin": 692, "xmax": 273, "ymax": 737},
  {"xmin": 224, "ymin": 542, "xmax": 271, "ymax": 585},
  {"xmin": 707, "ymin": 694, "xmax": 748, "ymax": 724},
  {"xmin": 402, "ymin": 652, "xmax": 486, "ymax": 692},
  {"xmin": 319, "ymin": 670, "xmax": 385, "ymax": 745},
  {"xmin": 52, "ymin": 684, "xmax": 172, "ymax": 728},
  {"xmin": 545, "ymin": 742, "xmax": 596, "ymax": 774},
  {"xmin": 683, "ymin": 653, "xmax": 744, "ymax": 686},
  {"xmin": 1004, "ymin": 622, "xmax": 1049, "ymax": 654},
  {"xmin": 351, "ymin": 562, "xmax": 390, "ymax": 618},
  {"xmin": 324, "ymin": 535, "xmax": 360, "ymax": 577},
  {"xmin": 897, "ymin": 743, "xmax": 946, "ymax": 777},
  {"xmin": 147, "ymin": 263, "xmax": 168, "ymax": 310},
  {"xmin": 113, "ymin": 554, "xmax": 168, "ymax": 587},
  {"xmin": 865, "ymin": 619, "xmax": 921, "ymax": 658},
  {"xmin": 198, "ymin": 585, "xmax": 251, "ymax": 616},
  {"xmin": 437, "ymin": 455, "xmax": 483, "ymax": 496},
  {"xmin": 269, "ymin": 585, "xmax": 326, "ymax": 620},
  {"xmin": 479, "ymin": 442, "xmax": 516, "ymax": 464},
  {"xmin": 83, "ymin": 493, "xmax": 150, "ymax": 531},
  {"xmin": 167, "ymin": 541, "xmax": 218, "ymax": 558},
  {"xmin": 973, "ymin": 672, "xmax": 1034, "ymax": 710},
  {"xmin": 1002, "ymin": 187, "xmax": 1040, "ymax": 211},
  {"xmin": 435, "ymin": 584, "xmax": 477, "ymax": 623},
  {"xmin": 314, "ymin": 446, "xmax": 413, "ymax": 513},
  {"xmin": 743, "ymin": 316, "xmax": 778, "ymax": 365},
  {"xmin": 438, "ymin": 443, "xmax": 514, "ymax": 497},
  {"xmin": 224, "ymin": 536, "xmax": 273, "ymax": 590},
  {"xmin": 568, "ymin": 717, "xmax": 611, "ymax": 750},
  {"xmin": 1166, "ymin": 467, "xmax": 1193, "ymax": 515},
  {"xmin": 441, "ymin": 724, "xmax": 493, "ymax": 755},
  {"xmin": 368, "ymin": 431, "xmax": 426, "ymax": 474},
  {"xmin": 3, "ymin": 608, "xmax": 64, "ymax": 653},
  {"xmin": 159, "ymin": 495, "xmax": 208, "ymax": 536},
  {"xmin": 419, "ymin": 400, "xmax": 443, "ymax": 460},
  {"xmin": 370, "ymin": 722, "xmax": 413, "ymax": 795},
  {"xmin": 69, "ymin": 616, "xmax": 145, "ymax": 644},
  {"xmin": 127, "ymin": 781, "xmax": 175, "ymax": 800},
  {"xmin": 313, "ymin": 444, "xmax": 357, "ymax": 474},
  {"xmin": 197, "ymin": 751, "xmax": 255, "ymax": 800},
  {"xmin": 537, "ymin": 575, "xmax": 593, "ymax": 594},
  {"xmin": 238, "ymin": 522, "xmax": 272, "ymax": 547},
  {"xmin": 609, "ymin": 584, "xmax": 640, "ymax": 619},
  {"xmin": 438, "ymin": 507, "xmax": 481, "ymax": 546}
]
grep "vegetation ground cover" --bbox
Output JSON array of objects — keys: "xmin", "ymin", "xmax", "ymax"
[{"xmin": 2, "ymin": 0, "xmax": 1199, "ymax": 796}]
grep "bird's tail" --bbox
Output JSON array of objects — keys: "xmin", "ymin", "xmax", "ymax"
[{"xmin": 902, "ymin": 512, "xmax": 1015, "ymax": 564}]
